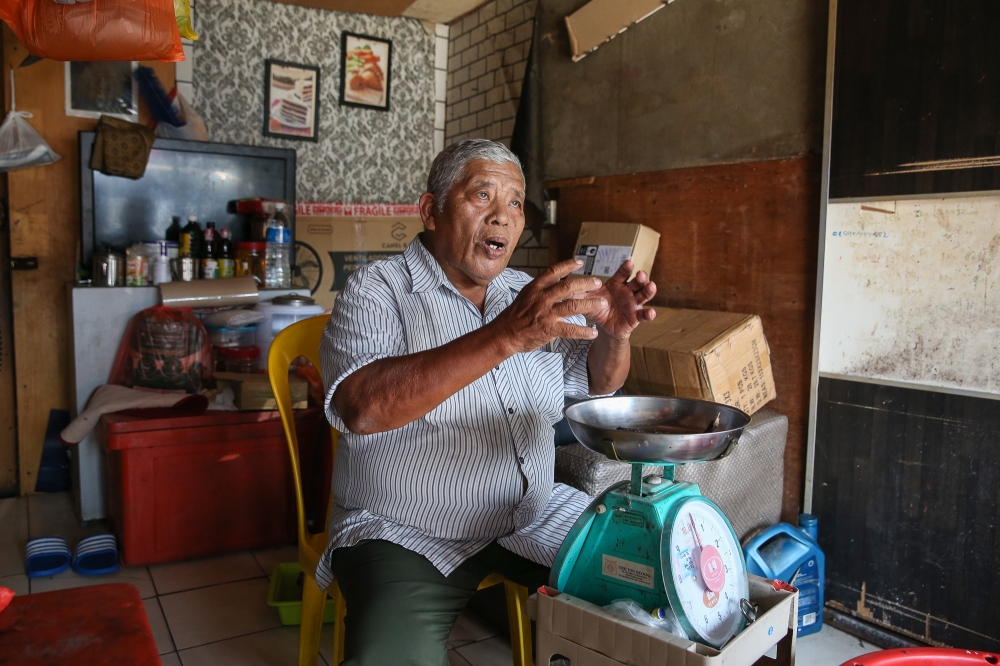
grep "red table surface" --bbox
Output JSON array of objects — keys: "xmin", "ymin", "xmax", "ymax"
[{"xmin": 0, "ymin": 583, "xmax": 160, "ymax": 665}]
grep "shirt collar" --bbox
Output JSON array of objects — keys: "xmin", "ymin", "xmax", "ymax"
[{"xmin": 405, "ymin": 234, "xmax": 513, "ymax": 311}]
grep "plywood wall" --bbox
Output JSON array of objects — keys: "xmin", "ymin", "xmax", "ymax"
[
  {"xmin": 2, "ymin": 27, "xmax": 174, "ymax": 493},
  {"xmin": 553, "ymin": 157, "xmax": 821, "ymax": 519}
]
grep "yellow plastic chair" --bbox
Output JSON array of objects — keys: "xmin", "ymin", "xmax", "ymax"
[{"xmin": 268, "ymin": 315, "xmax": 533, "ymax": 666}]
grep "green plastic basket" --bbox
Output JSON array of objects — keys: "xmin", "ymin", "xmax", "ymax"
[{"xmin": 266, "ymin": 563, "xmax": 337, "ymax": 626}]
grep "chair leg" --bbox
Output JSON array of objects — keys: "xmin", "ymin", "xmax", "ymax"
[
  {"xmin": 331, "ymin": 581, "xmax": 347, "ymax": 666},
  {"xmin": 504, "ymin": 581, "xmax": 533, "ymax": 666},
  {"xmin": 299, "ymin": 574, "xmax": 327, "ymax": 666}
]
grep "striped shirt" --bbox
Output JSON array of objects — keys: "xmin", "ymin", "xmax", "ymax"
[{"xmin": 316, "ymin": 236, "xmax": 595, "ymax": 587}]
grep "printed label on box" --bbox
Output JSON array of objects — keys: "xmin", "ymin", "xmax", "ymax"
[
  {"xmin": 601, "ymin": 554, "xmax": 655, "ymax": 589},
  {"xmin": 573, "ymin": 245, "xmax": 632, "ymax": 277}
]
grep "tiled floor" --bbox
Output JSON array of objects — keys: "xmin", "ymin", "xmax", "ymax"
[{"xmin": 1, "ymin": 492, "xmax": 881, "ymax": 665}]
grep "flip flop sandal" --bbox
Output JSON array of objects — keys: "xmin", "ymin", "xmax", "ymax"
[
  {"xmin": 25, "ymin": 536, "xmax": 71, "ymax": 578},
  {"xmin": 72, "ymin": 534, "xmax": 119, "ymax": 576}
]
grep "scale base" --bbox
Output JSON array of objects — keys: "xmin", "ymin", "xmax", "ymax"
[{"xmin": 550, "ymin": 477, "xmax": 701, "ymax": 610}]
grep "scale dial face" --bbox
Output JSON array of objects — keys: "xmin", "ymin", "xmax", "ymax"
[{"xmin": 663, "ymin": 497, "xmax": 748, "ymax": 647}]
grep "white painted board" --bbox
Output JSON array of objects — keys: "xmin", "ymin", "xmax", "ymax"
[{"xmin": 819, "ymin": 196, "xmax": 1000, "ymax": 394}]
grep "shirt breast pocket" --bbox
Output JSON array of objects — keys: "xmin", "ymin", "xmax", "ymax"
[{"xmin": 525, "ymin": 351, "xmax": 566, "ymax": 425}]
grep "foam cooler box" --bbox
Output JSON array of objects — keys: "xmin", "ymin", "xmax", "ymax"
[
  {"xmin": 529, "ymin": 576, "xmax": 798, "ymax": 666},
  {"xmin": 98, "ymin": 408, "xmax": 325, "ymax": 566}
]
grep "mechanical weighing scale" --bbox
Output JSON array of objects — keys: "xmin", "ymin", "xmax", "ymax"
[{"xmin": 550, "ymin": 396, "xmax": 753, "ymax": 648}]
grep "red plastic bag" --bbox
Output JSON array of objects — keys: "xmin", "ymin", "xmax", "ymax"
[
  {"xmin": 0, "ymin": 0, "xmax": 184, "ymax": 62},
  {"xmin": 109, "ymin": 306, "xmax": 213, "ymax": 393}
]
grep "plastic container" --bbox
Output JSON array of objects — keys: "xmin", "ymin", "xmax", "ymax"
[
  {"xmin": 743, "ymin": 514, "xmax": 825, "ymax": 637},
  {"xmin": 267, "ymin": 563, "xmax": 339, "ymax": 625},
  {"xmin": 207, "ymin": 325, "xmax": 257, "ymax": 348},
  {"xmin": 255, "ymin": 296, "xmax": 325, "ymax": 368},
  {"xmin": 236, "ymin": 241, "xmax": 267, "ymax": 286},
  {"xmin": 216, "ymin": 345, "xmax": 261, "ymax": 373}
]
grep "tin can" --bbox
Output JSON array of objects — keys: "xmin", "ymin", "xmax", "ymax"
[
  {"xmin": 202, "ymin": 258, "xmax": 219, "ymax": 279},
  {"xmin": 218, "ymin": 257, "xmax": 235, "ymax": 278},
  {"xmin": 179, "ymin": 256, "xmax": 196, "ymax": 281}
]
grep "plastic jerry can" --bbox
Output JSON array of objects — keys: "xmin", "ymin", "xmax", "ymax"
[{"xmin": 743, "ymin": 514, "xmax": 825, "ymax": 636}]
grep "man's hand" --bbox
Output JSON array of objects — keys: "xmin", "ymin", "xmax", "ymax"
[
  {"xmin": 584, "ymin": 260, "xmax": 657, "ymax": 340},
  {"xmin": 491, "ymin": 258, "xmax": 608, "ymax": 355}
]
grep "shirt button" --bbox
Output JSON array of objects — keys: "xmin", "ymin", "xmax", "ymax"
[
  {"xmin": 518, "ymin": 456, "xmax": 525, "ymax": 464},
  {"xmin": 507, "ymin": 407, "xmax": 514, "ymax": 415},
  {"xmin": 495, "ymin": 366, "xmax": 500, "ymax": 371}
]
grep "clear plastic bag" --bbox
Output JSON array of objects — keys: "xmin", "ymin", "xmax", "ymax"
[
  {"xmin": 603, "ymin": 599, "xmax": 687, "ymax": 638},
  {"xmin": 154, "ymin": 91, "xmax": 209, "ymax": 141},
  {"xmin": 109, "ymin": 306, "xmax": 213, "ymax": 393},
  {"xmin": 0, "ymin": 70, "xmax": 59, "ymax": 172}
]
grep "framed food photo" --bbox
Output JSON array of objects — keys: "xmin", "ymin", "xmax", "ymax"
[
  {"xmin": 264, "ymin": 60, "xmax": 320, "ymax": 141},
  {"xmin": 340, "ymin": 32, "xmax": 392, "ymax": 111}
]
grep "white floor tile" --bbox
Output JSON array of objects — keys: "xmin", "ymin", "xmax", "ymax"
[
  {"xmin": 252, "ymin": 545, "xmax": 299, "ymax": 579},
  {"xmin": 150, "ymin": 551, "xmax": 265, "ymax": 595},
  {"xmin": 160, "ymin": 653, "xmax": 181, "ymax": 666},
  {"xmin": 160, "ymin": 578, "xmax": 281, "ymax": 650},
  {"xmin": 177, "ymin": 625, "xmax": 302, "ymax": 666},
  {"xmin": 143, "ymin": 597, "xmax": 176, "ymax": 654},
  {"xmin": 455, "ymin": 636, "xmax": 513, "ymax": 666},
  {"xmin": 797, "ymin": 624, "xmax": 881, "ymax": 666},
  {"xmin": 0, "ymin": 497, "xmax": 28, "ymax": 577},
  {"xmin": 448, "ymin": 609, "xmax": 499, "ymax": 647},
  {"xmin": 27, "ymin": 492, "xmax": 108, "ymax": 543},
  {"xmin": 29, "ymin": 565, "xmax": 156, "ymax": 598},
  {"xmin": 0, "ymin": 573, "xmax": 29, "ymax": 596}
]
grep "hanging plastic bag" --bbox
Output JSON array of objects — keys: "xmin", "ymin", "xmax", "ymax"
[
  {"xmin": 109, "ymin": 306, "xmax": 213, "ymax": 393},
  {"xmin": 0, "ymin": 0, "xmax": 184, "ymax": 62},
  {"xmin": 174, "ymin": 0, "xmax": 197, "ymax": 41},
  {"xmin": 0, "ymin": 69, "xmax": 59, "ymax": 172},
  {"xmin": 154, "ymin": 90, "xmax": 209, "ymax": 141}
]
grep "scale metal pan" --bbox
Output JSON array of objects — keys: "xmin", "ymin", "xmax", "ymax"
[{"xmin": 563, "ymin": 396, "xmax": 751, "ymax": 464}]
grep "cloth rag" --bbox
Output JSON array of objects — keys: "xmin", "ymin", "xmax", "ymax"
[
  {"xmin": 61, "ymin": 385, "xmax": 207, "ymax": 445},
  {"xmin": 90, "ymin": 115, "xmax": 155, "ymax": 179}
]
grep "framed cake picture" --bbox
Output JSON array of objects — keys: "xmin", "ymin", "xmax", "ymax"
[
  {"xmin": 339, "ymin": 32, "xmax": 392, "ymax": 111},
  {"xmin": 264, "ymin": 60, "xmax": 320, "ymax": 141}
]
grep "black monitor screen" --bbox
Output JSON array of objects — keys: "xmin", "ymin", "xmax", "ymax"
[{"xmin": 80, "ymin": 132, "xmax": 296, "ymax": 266}]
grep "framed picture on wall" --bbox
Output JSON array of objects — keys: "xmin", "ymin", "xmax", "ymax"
[
  {"xmin": 65, "ymin": 61, "xmax": 138, "ymax": 121},
  {"xmin": 339, "ymin": 32, "xmax": 392, "ymax": 111},
  {"xmin": 264, "ymin": 59, "xmax": 320, "ymax": 142}
]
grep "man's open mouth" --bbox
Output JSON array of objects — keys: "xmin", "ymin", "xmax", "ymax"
[{"xmin": 480, "ymin": 237, "xmax": 508, "ymax": 257}]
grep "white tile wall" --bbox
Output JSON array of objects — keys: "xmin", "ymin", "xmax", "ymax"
[{"xmin": 433, "ymin": 25, "xmax": 450, "ymax": 155}]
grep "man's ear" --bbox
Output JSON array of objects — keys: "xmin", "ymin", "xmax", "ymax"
[{"xmin": 418, "ymin": 192, "xmax": 438, "ymax": 231}]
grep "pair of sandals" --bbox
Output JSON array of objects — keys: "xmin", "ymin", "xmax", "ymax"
[{"xmin": 25, "ymin": 534, "xmax": 119, "ymax": 578}]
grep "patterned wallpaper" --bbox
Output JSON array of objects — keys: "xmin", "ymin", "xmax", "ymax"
[{"xmin": 192, "ymin": 0, "xmax": 435, "ymax": 203}]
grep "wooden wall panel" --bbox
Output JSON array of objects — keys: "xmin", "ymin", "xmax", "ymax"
[
  {"xmin": 553, "ymin": 157, "xmax": 821, "ymax": 519},
  {"xmin": 2, "ymin": 27, "xmax": 174, "ymax": 494}
]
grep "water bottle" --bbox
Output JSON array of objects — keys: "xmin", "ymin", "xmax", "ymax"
[
  {"xmin": 265, "ymin": 203, "xmax": 292, "ymax": 288},
  {"xmin": 743, "ymin": 514, "xmax": 825, "ymax": 636}
]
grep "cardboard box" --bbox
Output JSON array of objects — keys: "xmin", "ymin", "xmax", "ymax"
[
  {"xmin": 565, "ymin": 0, "xmax": 671, "ymax": 62},
  {"xmin": 573, "ymin": 222, "xmax": 660, "ymax": 282},
  {"xmin": 215, "ymin": 372, "xmax": 308, "ymax": 411},
  {"xmin": 528, "ymin": 575, "xmax": 798, "ymax": 665},
  {"xmin": 626, "ymin": 307, "xmax": 775, "ymax": 415},
  {"xmin": 295, "ymin": 216, "xmax": 423, "ymax": 311}
]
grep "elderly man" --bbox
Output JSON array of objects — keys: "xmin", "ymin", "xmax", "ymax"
[{"xmin": 319, "ymin": 139, "xmax": 657, "ymax": 665}]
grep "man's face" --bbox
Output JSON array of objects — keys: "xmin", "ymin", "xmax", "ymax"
[{"xmin": 420, "ymin": 159, "xmax": 526, "ymax": 290}]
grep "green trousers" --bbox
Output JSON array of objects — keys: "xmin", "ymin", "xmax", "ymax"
[{"xmin": 330, "ymin": 539, "xmax": 549, "ymax": 666}]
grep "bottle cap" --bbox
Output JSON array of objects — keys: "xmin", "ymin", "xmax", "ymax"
[
  {"xmin": 237, "ymin": 241, "xmax": 266, "ymax": 251},
  {"xmin": 799, "ymin": 513, "xmax": 817, "ymax": 528},
  {"xmin": 188, "ymin": 215, "xmax": 197, "ymax": 222},
  {"xmin": 275, "ymin": 202, "xmax": 285, "ymax": 211}
]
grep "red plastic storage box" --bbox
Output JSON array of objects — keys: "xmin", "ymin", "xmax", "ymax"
[{"xmin": 98, "ymin": 408, "xmax": 325, "ymax": 566}]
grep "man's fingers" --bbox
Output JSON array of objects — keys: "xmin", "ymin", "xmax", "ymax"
[
  {"xmin": 555, "ymin": 322, "xmax": 599, "ymax": 340},
  {"xmin": 634, "ymin": 280, "xmax": 657, "ymax": 306},
  {"xmin": 636, "ymin": 306, "xmax": 657, "ymax": 322},
  {"xmin": 606, "ymin": 260, "xmax": 633, "ymax": 286},
  {"xmin": 553, "ymin": 297, "xmax": 606, "ymax": 318},
  {"xmin": 552, "ymin": 275, "xmax": 603, "ymax": 300},
  {"xmin": 537, "ymin": 258, "xmax": 587, "ymax": 287}
]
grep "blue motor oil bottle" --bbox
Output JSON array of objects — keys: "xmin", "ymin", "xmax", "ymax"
[{"xmin": 743, "ymin": 514, "xmax": 825, "ymax": 636}]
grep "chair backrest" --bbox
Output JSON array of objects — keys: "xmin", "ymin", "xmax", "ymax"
[{"xmin": 267, "ymin": 315, "xmax": 333, "ymax": 548}]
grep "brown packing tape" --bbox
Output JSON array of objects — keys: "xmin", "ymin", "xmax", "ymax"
[{"xmin": 159, "ymin": 276, "xmax": 259, "ymax": 309}]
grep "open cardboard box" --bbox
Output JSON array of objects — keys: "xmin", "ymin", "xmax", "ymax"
[{"xmin": 528, "ymin": 575, "xmax": 798, "ymax": 666}]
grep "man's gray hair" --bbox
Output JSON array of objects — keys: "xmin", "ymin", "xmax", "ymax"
[{"xmin": 426, "ymin": 139, "xmax": 524, "ymax": 212}]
